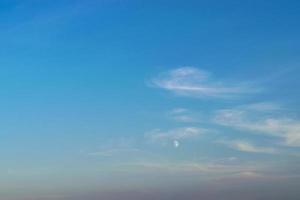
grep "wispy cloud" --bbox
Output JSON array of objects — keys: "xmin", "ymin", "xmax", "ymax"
[
  {"xmin": 88, "ymin": 148, "xmax": 142, "ymax": 157},
  {"xmin": 214, "ymin": 103, "xmax": 300, "ymax": 147},
  {"xmin": 151, "ymin": 67, "xmax": 260, "ymax": 98},
  {"xmin": 118, "ymin": 159, "xmax": 263, "ymax": 179},
  {"xmin": 168, "ymin": 108, "xmax": 199, "ymax": 123},
  {"xmin": 218, "ymin": 140, "xmax": 277, "ymax": 154},
  {"xmin": 86, "ymin": 137, "xmax": 145, "ymax": 158},
  {"xmin": 145, "ymin": 127, "xmax": 208, "ymax": 148},
  {"xmin": 237, "ymin": 102, "xmax": 282, "ymax": 111},
  {"xmin": 146, "ymin": 127, "xmax": 205, "ymax": 141}
]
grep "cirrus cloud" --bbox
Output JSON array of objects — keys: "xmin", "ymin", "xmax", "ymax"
[
  {"xmin": 151, "ymin": 67, "xmax": 260, "ymax": 98},
  {"xmin": 218, "ymin": 140, "xmax": 277, "ymax": 154},
  {"xmin": 214, "ymin": 104, "xmax": 300, "ymax": 147},
  {"xmin": 145, "ymin": 127, "xmax": 206, "ymax": 141}
]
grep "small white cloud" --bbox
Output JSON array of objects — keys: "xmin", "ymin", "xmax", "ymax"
[
  {"xmin": 151, "ymin": 67, "xmax": 259, "ymax": 98},
  {"xmin": 218, "ymin": 140, "xmax": 277, "ymax": 154}
]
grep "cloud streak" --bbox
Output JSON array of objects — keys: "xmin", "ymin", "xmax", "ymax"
[
  {"xmin": 218, "ymin": 140, "xmax": 277, "ymax": 154},
  {"xmin": 120, "ymin": 160, "xmax": 259, "ymax": 176},
  {"xmin": 168, "ymin": 108, "xmax": 199, "ymax": 123},
  {"xmin": 151, "ymin": 67, "xmax": 259, "ymax": 98},
  {"xmin": 88, "ymin": 148, "xmax": 142, "ymax": 157},
  {"xmin": 146, "ymin": 127, "xmax": 205, "ymax": 142},
  {"xmin": 214, "ymin": 104, "xmax": 300, "ymax": 147}
]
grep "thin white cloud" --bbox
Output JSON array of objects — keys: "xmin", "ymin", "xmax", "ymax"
[
  {"xmin": 86, "ymin": 137, "xmax": 148, "ymax": 158},
  {"xmin": 151, "ymin": 67, "xmax": 259, "ymax": 98},
  {"xmin": 214, "ymin": 104, "xmax": 300, "ymax": 147},
  {"xmin": 145, "ymin": 127, "xmax": 207, "ymax": 147},
  {"xmin": 116, "ymin": 158, "xmax": 298, "ymax": 182},
  {"xmin": 238, "ymin": 102, "xmax": 281, "ymax": 111},
  {"xmin": 218, "ymin": 140, "xmax": 277, "ymax": 154},
  {"xmin": 146, "ymin": 127, "xmax": 205, "ymax": 141},
  {"xmin": 118, "ymin": 159, "xmax": 261, "ymax": 178},
  {"xmin": 88, "ymin": 148, "xmax": 141, "ymax": 157},
  {"xmin": 168, "ymin": 108, "xmax": 199, "ymax": 123},
  {"xmin": 170, "ymin": 108, "xmax": 189, "ymax": 114}
]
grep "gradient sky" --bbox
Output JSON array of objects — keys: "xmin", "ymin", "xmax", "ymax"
[{"xmin": 1, "ymin": 0, "xmax": 300, "ymax": 199}]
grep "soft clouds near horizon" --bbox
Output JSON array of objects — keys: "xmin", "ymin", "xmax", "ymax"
[{"xmin": 2, "ymin": 0, "xmax": 300, "ymax": 199}]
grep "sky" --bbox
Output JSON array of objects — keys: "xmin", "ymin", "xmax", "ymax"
[{"xmin": 1, "ymin": 0, "xmax": 300, "ymax": 199}]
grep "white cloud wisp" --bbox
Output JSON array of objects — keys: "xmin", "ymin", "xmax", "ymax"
[
  {"xmin": 151, "ymin": 67, "xmax": 259, "ymax": 98},
  {"xmin": 214, "ymin": 105, "xmax": 300, "ymax": 147}
]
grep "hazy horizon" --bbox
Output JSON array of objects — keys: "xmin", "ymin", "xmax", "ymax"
[{"xmin": 1, "ymin": 0, "xmax": 300, "ymax": 199}]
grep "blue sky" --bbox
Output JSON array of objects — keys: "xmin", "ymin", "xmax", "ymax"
[{"xmin": 1, "ymin": 0, "xmax": 300, "ymax": 199}]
